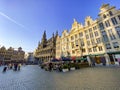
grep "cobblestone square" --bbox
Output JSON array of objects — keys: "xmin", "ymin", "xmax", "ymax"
[{"xmin": 0, "ymin": 65, "xmax": 120, "ymax": 90}]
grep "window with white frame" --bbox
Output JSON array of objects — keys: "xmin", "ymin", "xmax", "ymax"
[
  {"xmin": 89, "ymin": 28, "xmax": 92, "ymax": 32},
  {"xmin": 105, "ymin": 20, "xmax": 111, "ymax": 27},
  {"xmin": 112, "ymin": 42, "xmax": 119, "ymax": 48},
  {"xmin": 80, "ymin": 39, "xmax": 84, "ymax": 46},
  {"xmin": 105, "ymin": 43, "xmax": 111, "ymax": 49},
  {"xmin": 93, "ymin": 26, "xmax": 97, "ymax": 30},
  {"xmin": 115, "ymin": 26, "xmax": 120, "ymax": 38},
  {"xmin": 96, "ymin": 38, "xmax": 101, "ymax": 44},
  {"xmin": 99, "ymin": 22, "xmax": 104, "ymax": 30},
  {"xmin": 88, "ymin": 48, "xmax": 92, "ymax": 52},
  {"xmin": 94, "ymin": 31, "xmax": 99, "ymax": 37},
  {"xmin": 87, "ymin": 41, "xmax": 91, "ymax": 46},
  {"xmin": 90, "ymin": 33, "xmax": 94, "ymax": 38},
  {"xmin": 91, "ymin": 39, "xmax": 95, "ymax": 45},
  {"xmin": 102, "ymin": 31, "xmax": 109, "ymax": 42},
  {"xmin": 93, "ymin": 47, "xmax": 97, "ymax": 52},
  {"xmin": 98, "ymin": 46, "xmax": 103, "ymax": 51},
  {"xmin": 108, "ymin": 29, "xmax": 116, "ymax": 40},
  {"xmin": 111, "ymin": 17, "xmax": 118, "ymax": 25},
  {"xmin": 86, "ymin": 34, "xmax": 89, "ymax": 39}
]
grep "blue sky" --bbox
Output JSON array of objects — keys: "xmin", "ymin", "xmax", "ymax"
[{"xmin": 0, "ymin": 0, "xmax": 120, "ymax": 52}]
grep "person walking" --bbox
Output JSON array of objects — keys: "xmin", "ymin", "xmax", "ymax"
[
  {"xmin": 3, "ymin": 65, "xmax": 7, "ymax": 72},
  {"xmin": 18, "ymin": 63, "xmax": 21, "ymax": 70}
]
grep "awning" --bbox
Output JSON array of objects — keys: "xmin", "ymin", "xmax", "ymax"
[
  {"xmin": 87, "ymin": 53, "xmax": 105, "ymax": 56},
  {"xmin": 62, "ymin": 57, "xmax": 71, "ymax": 61},
  {"xmin": 71, "ymin": 56, "xmax": 76, "ymax": 61},
  {"xmin": 75, "ymin": 57, "xmax": 87, "ymax": 61},
  {"xmin": 107, "ymin": 51, "xmax": 120, "ymax": 54},
  {"xmin": 51, "ymin": 59, "xmax": 60, "ymax": 62}
]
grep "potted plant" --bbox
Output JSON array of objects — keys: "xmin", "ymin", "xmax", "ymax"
[
  {"xmin": 62, "ymin": 64, "xmax": 69, "ymax": 72},
  {"xmin": 70, "ymin": 63, "xmax": 75, "ymax": 70}
]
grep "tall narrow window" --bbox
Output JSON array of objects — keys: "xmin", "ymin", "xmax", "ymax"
[
  {"xmin": 94, "ymin": 31, "xmax": 99, "ymax": 37},
  {"xmin": 109, "ymin": 11, "xmax": 113, "ymax": 16},
  {"xmin": 89, "ymin": 28, "xmax": 92, "ymax": 32},
  {"xmin": 93, "ymin": 26, "xmax": 97, "ymax": 30},
  {"xmin": 105, "ymin": 20, "xmax": 111, "ymax": 27},
  {"xmin": 90, "ymin": 33, "xmax": 94, "ymax": 38},
  {"xmin": 93, "ymin": 47, "xmax": 97, "ymax": 52},
  {"xmin": 98, "ymin": 46, "xmax": 103, "ymax": 51},
  {"xmin": 108, "ymin": 29, "xmax": 116, "ymax": 40},
  {"xmin": 86, "ymin": 35, "xmax": 89, "ymax": 39},
  {"xmin": 115, "ymin": 26, "xmax": 120, "ymax": 38},
  {"xmin": 87, "ymin": 41, "xmax": 91, "ymax": 45},
  {"xmin": 102, "ymin": 31, "xmax": 109, "ymax": 42},
  {"xmin": 99, "ymin": 22, "xmax": 104, "ymax": 30},
  {"xmin": 80, "ymin": 39, "xmax": 84, "ymax": 46},
  {"xmin": 79, "ymin": 32, "xmax": 83, "ymax": 37},
  {"xmin": 111, "ymin": 17, "xmax": 118, "ymax": 25},
  {"xmin": 75, "ymin": 34, "xmax": 77, "ymax": 38},
  {"xmin": 96, "ymin": 38, "xmax": 101, "ymax": 44},
  {"xmin": 91, "ymin": 39, "xmax": 95, "ymax": 45}
]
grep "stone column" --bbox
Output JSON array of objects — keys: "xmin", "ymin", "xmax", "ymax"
[
  {"xmin": 104, "ymin": 53, "xmax": 110, "ymax": 66},
  {"xmin": 113, "ymin": 54, "xmax": 119, "ymax": 66},
  {"xmin": 87, "ymin": 56, "xmax": 92, "ymax": 66}
]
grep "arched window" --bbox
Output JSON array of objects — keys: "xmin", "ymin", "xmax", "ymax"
[
  {"xmin": 109, "ymin": 11, "xmax": 113, "ymax": 16},
  {"xmin": 103, "ymin": 14, "xmax": 106, "ymax": 18}
]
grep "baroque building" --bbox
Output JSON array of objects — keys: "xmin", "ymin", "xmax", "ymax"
[
  {"xmin": 0, "ymin": 46, "xmax": 25, "ymax": 64},
  {"xmin": 56, "ymin": 4, "xmax": 120, "ymax": 65},
  {"xmin": 35, "ymin": 31, "xmax": 58, "ymax": 62}
]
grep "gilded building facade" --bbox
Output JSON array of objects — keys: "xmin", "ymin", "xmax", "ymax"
[
  {"xmin": 56, "ymin": 4, "xmax": 120, "ymax": 65},
  {"xmin": 35, "ymin": 31, "xmax": 58, "ymax": 62},
  {"xmin": 0, "ymin": 46, "xmax": 25, "ymax": 64}
]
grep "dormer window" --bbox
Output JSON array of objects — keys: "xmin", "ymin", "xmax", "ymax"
[
  {"xmin": 109, "ymin": 11, "xmax": 113, "ymax": 16},
  {"xmin": 103, "ymin": 14, "xmax": 106, "ymax": 19}
]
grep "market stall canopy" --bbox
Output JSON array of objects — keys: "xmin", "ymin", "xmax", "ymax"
[
  {"xmin": 62, "ymin": 57, "xmax": 71, "ymax": 61},
  {"xmin": 71, "ymin": 56, "xmax": 76, "ymax": 61},
  {"xmin": 51, "ymin": 59, "xmax": 60, "ymax": 62},
  {"xmin": 80, "ymin": 57, "xmax": 87, "ymax": 60}
]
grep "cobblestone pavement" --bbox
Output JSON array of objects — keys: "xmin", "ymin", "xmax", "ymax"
[{"xmin": 0, "ymin": 65, "xmax": 120, "ymax": 90}]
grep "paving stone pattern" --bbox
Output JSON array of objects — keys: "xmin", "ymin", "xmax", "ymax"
[{"xmin": 0, "ymin": 65, "xmax": 120, "ymax": 90}]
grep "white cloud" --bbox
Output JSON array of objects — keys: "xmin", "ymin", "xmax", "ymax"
[{"xmin": 0, "ymin": 11, "xmax": 26, "ymax": 29}]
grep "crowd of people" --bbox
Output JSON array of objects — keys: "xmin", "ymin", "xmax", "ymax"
[
  {"xmin": 41, "ymin": 62, "xmax": 63, "ymax": 72},
  {"xmin": 2, "ymin": 63, "xmax": 22, "ymax": 72}
]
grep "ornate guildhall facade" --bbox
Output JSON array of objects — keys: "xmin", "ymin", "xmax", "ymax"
[
  {"xmin": 0, "ymin": 46, "xmax": 25, "ymax": 64},
  {"xmin": 56, "ymin": 4, "xmax": 120, "ymax": 65},
  {"xmin": 35, "ymin": 31, "xmax": 58, "ymax": 62}
]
